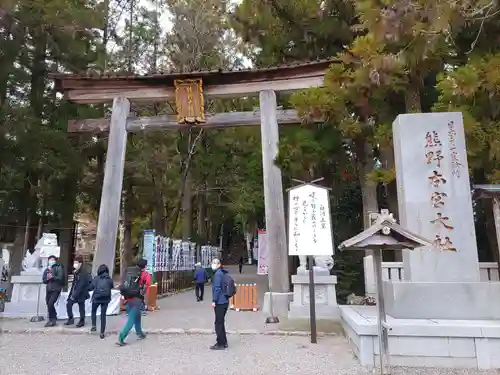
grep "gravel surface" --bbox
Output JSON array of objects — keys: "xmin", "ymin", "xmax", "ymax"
[{"xmin": 0, "ymin": 333, "xmax": 497, "ymax": 375}]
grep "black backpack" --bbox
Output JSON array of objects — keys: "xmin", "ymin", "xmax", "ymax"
[
  {"xmin": 222, "ymin": 272, "xmax": 237, "ymax": 297},
  {"xmin": 95, "ymin": 276, "xmax": 111, "ymax": 298},
  {"xmin": 120, "ymin": 275, "xmax": 145, "ymax": 300}
]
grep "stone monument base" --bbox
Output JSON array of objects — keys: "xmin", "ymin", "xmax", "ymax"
[
  {"xmin": 340, "ymin": 305, "xmax": 500, "ymax": 369},
  {"xmin": 262, "ymin": 292, "xmax": 293, "ymax": 318},
  {"xmin": 288, "ymin": 273, "xmax": 340, "ymax": 320},
  {"xmin": 384, "ymin": 281, "xmax": 500, "ymax": 320},
  {"xmin": 3, "ymin": 272, "xmax": 46, "ymax": 317}
]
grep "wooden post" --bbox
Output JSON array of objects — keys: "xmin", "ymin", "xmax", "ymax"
[
  {"xmin": 493, "ymin": 197, "xmax": 500, "ymax": 274},
  {"xmin": 92, "ymin": 97, "xmax": 130, "ymax": 276},
  {"xmin": 259, "ymin": 90, "xmax": 289, "ymax": 294},
  {"xmin": 373, "ymin": 249, "xmax": 391, "ymax": 374}
]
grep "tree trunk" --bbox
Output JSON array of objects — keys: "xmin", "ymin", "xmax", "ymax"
[
  {"xmin": 197, "ymin": 189, "xmax": 207, "ymax": 243},
  {"xmin": 120, "ymin": 190, "xmax": 133, "ymax": 282}
]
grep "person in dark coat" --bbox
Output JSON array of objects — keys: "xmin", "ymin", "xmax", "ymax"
[
  {"xmin": 193, "ymin": 262, "xmax": 208, "ymax": 302},
  {"xmin": 238, "ymin": 257, "xmax": 244, "ymax": 274},
  {"xmin": 65, "ymin": 255, "xmax": 90, "ymax": 327},
  {"xmin": 89, "ymin": 264, "xmax": 114, "ymax": 339},
  {"xmin": 42, "ymin": 255, "xmax": 66, "ymax": 327}
]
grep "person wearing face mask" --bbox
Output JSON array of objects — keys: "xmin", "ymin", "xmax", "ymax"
[
  {"xmin": 64, "ymin": 255, "xmax": 90, "ymax": 327},
  {"xmin": 42, "ymin": 255, "xmax": 66, "ymax": 327},
  {"xmin": 210, "ymin": 258, "xmax": 235, "ymax": 350}
]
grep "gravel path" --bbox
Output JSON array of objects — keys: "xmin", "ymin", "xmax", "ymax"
[{"xmin": 0, "ymin": 333, "xmax": 497, "ymax": 375}]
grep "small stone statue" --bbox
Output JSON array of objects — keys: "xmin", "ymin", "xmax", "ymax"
[
  {"xmin": 21, "ymin": 248, "xmax": 41, "ymax": 272},
  {"xmin": 314, "ymin": 255, "xmax": 334, "ymax": 271}
]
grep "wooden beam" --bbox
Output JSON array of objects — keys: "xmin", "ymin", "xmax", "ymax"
[
  {"xmin": 68, "ymin": 109, "xmax": 317, "ymax": 133},
  {"xmin": 65, "ymin": 75, "xmax": 324, "ymax": 104},
  {"xmin": 259, "ymin": 90, "xmax": 289, "ymax": 298},
  {"xmin": 92, "ymin": 97, "xmax": 130, "ymax": 276}
]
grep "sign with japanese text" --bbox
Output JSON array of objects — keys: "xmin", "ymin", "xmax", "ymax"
[
  {"xmin": 393, "ymin": 112, "xmax": 479, "ymax": 282},
  {"xmin": 287, "ymin": 184, "xmax": 334, "ymax": 256}
]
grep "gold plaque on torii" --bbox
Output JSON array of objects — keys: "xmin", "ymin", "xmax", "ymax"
[{"xmin": 174, "ymin": 78, "xmax": 206, "ymax": 124}]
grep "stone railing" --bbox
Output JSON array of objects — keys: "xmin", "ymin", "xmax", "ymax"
[{"xmin": 364, "ymin": 256, "xmax": 499, "ymax": 297}]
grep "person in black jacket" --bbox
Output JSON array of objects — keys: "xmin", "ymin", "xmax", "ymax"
[
  {"xmin": 89, "ymin": 264, "xmax": 114, "ymax": 339},
  {"xmin": 42, "ymin": 255, "xmax": 66, "ymax": 327},
  {"xmin": 64, "ymin": 255, "xmax": 90, "ymax": 327}
]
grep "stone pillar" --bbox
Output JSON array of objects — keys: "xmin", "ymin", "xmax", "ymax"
[
  {"xmin": 92, "ymin": 97, "xmax": 130, "ymax": 276},
  {"xmin": 259, "ymin": 90, "xmax": 290, "ymax": 316},
  {"xmin": 384, "ymin": 112, "xmax": 500, "ymax": 320}
]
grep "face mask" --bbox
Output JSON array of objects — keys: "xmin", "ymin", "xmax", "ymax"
[
  {"xmin": 211, "ymin": 264, "xmax": 218, "ymax": 271},
  {"xmin": 48, "ymin": 261, "xmax": 55, "ymax": 267},
  {"xmin": 73, "ymin": 263, "xmax": 80, "ymax": 270}
]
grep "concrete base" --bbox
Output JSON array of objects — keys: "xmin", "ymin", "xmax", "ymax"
[
  {"xmin": 288, "ymin": 274, "xmax": 339, "ymax": 320},
  {"xmin": 340, "ymin": 305, "xmax": 500, "ymax": 369},
  {"xmin": 4, "ymin": 273, "xmax": 46, "ymax": 317},
  {"xmin": 384, "ymin": 281, "xmax": 500, "ymax": 320},
  {"xmin": 262, "ymin": 292, "xmax": 293, "ymax": 318}
]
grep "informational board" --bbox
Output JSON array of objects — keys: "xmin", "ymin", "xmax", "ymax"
[
  {"xmin": 143, "ymin": 230, "xmax": 155, "ymax": 275},
  {"xmin": 257, "ymin": 229, "xmax": 268, "ymax": 275},
  {"xmin": 288, "ymin": 184, "xmax": 334, "ymax": 256}
]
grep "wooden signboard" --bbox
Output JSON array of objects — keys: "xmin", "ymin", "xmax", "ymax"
[{"xmin": 174, "ymin": 78, "xmax": 206, "ymax": 124}]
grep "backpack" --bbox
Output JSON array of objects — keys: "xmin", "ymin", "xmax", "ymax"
[
  {"xmin": 121, "ymin": 274, "xmax": 145, "ymax": 300},
  {"xmin": 95, "ymin": 276, "xmax": 111, "ymax": 298},
  {"xmin": 222, "ymin": 272, "xmax": 237, "ymax": 297}
]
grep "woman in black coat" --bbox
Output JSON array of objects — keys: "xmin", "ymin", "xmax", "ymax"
[
  {"xmin": 65, "ymin": 255, "xmax": 91, "ymax": 327},
  {"xmin": 89, "ymin": 264, "xmax": 114, "ymax": 338}
]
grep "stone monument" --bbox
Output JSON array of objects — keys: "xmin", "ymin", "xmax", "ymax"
[
  {"xmin": 385, "ymin": 112, "xmax": 500, "ymax": 320},
  {"xmin": 3, "ymin": 233, "xmax": 60, "ymax": 317},
  {"xmin": 339, "ymin": 113, "xmax": 500, "ymax": 370}
]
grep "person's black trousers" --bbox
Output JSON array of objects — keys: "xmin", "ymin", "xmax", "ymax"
[
  {"xmin": 238, "ymin": 264, "xmax": 243, "ymax": 273},
  {"xmin": 66, "ymin": 299, "xmax": 86, "ymax": 322},
  {"xmin": 195, "ymin": 283, "xmax": 205, "ymax": 301},
  {"xmin": 91, "ymin": 302, "xmax": 109, "ymax": 334},
  {"xmin": 214, "ymin": 303, "xmax": 228, "ymax": 346},
  {"xmin": 45, "ymin": 291, "xmax": 61, "ymax": 322}
]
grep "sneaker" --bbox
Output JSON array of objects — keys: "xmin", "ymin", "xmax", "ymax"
[
  {"xmin": 90, "ymin": 326, "xmax": 97, "ymax": 332},
  {"xmin": 44, "ymin": 321, "xmax": 56, "ymax": 327},
  {"xmin": 100, "ymin": 333, "xmax": 105, "ymax": 339},
  {"xmin": 116, "ymin": 340, "xmax": 126, "ymax": 347},
  {"xmin": 209, "ymin": 344, "xmax": 226, "ymax": 350},
  {"xmin": 137, "ymin": 334, "xmax": 147, "ymax": 340},
  {"xmin": 64, "ymin": 318, "xmax": 74, "ymax": 326},
  {"xmin": 76, "ymin": 320, "xmax": 85, "ymax": 328}
]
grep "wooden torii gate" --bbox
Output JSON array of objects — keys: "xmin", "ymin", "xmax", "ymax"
[{"xmin": 53, "ymin": 59, "xmax": 331, "ymax": 308}]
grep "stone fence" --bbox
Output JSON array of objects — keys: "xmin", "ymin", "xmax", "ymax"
[{"xmin": 364, "ymin": 256, "xmax": 499, "ymax": 297}]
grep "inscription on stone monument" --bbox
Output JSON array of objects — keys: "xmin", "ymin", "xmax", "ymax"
[{"xmin": 393, "ymin": 112, "xmax": 479, "ymax": 282}]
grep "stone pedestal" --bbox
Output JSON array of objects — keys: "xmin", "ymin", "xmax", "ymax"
[
  {"xmin": 384, "ymin": 280, "xmax": 500, "ymax": 320},
  {"xmin": 288, "ymin": 272, "xmax": 339, "ymax": 320},
  {"xmin": 3, "ymin": 272, "xmax": 46, "ymax": 317}
]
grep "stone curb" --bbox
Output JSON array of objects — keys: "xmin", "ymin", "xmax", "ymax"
[{"xmin": 0, "ymin": 327, "xmax": 336, "ymax": 337}]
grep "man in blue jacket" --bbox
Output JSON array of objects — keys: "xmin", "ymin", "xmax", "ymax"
[
  {"xmin": 193, "ymin": 262, "xmax": 208, "ymax": 302},
  {"xmin": 211, "ymin": 258, "xmax": 228, "ymax": 350}
]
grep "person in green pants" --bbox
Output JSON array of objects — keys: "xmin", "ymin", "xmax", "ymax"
[{"xmin": 117, "ymin": 263, "xmax": 148, "ymax": 346}]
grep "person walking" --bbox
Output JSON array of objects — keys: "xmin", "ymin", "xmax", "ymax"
[
  {"xmin": 64, "ymin": 255, "xmax": 90, "ymax": 327},
  {"xmin": 238, "ymin": 256, "xmax": 244, "ymax": 274},
  {"xmin": 117, "ymin": 259, "xmax": 149, "ymax": 346},
  {"xmin": 89, "ymin": 264, "xmax": 114, "ymax": 339},
  {"xmin": 42, "ymin": 255, "xmax": 66, "ymax": 327},
  {"xmin": 193, "ymin": 262, "xmax": 208, "ymax": 302},
  {"xmin": 210, "ymin": 258, "xmax": 235, "ymax": 350}
]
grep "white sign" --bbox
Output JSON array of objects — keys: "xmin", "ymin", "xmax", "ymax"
[{"xmin": 288, "ymin": 184, "xmax": 334, "ymax": 256}]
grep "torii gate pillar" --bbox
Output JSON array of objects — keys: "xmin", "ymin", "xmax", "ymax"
[{"xmin": 259, "ymin": 90, "xmax": 290, "ymax": 316}]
